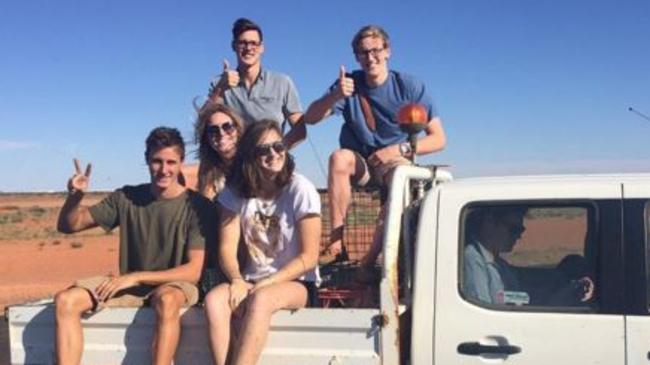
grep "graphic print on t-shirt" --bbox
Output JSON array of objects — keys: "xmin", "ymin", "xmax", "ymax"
[{"xmin": 244, "ymin": 200, "xmax": 283, "ymax": 268}]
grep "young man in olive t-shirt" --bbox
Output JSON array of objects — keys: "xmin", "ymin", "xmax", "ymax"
[{"xmin": 55, "ymin": 127, "xmax": 216, "ymax": 365}]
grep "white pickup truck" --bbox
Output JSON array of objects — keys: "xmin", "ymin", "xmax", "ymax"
[{"xmin": 7, "ymin": 165, "xmax": 650, "ymax": 364}]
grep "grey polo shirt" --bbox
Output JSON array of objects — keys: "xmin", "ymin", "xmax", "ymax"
[{"xmin": 223, "ymin": 69, "xmax": 302, "ymax": 126}]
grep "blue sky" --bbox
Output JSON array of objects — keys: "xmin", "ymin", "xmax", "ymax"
[{"xmin": 1, "ymin": 0, "xmax": 649, "ymax": 192}]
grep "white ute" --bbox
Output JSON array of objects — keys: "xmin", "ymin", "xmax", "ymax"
[{"xmin": 9, "ymin": 165, "xmax": 650, "ymax": 364}]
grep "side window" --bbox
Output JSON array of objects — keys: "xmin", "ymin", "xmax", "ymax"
[{"xmin": 460, "ymin": 204, "xmax": 597, "ymax": 309}]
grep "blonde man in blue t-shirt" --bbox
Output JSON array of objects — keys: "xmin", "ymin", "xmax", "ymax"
[{"xmin": 304, "ymin": 25, "xmax": 446, "ymax": 270}]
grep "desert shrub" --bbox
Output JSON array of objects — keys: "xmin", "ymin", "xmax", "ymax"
[
  {"xmin": 527, "ymin": 207, "xmax": 585, "ymax": 219},
  {"xmin": 27, "ymin": 206, "xmax": 47, "ymax": 218},
  {"xmin": 0, "ymin": 212, "xmax": 24, "ymax": 224}
]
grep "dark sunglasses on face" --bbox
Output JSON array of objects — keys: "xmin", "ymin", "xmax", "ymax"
[
  {"xmin": 255, "ymin": 141, "xmax": 286, "ymax": 157},
  {"xmin": 508, "ymin": 223, "xmax": 525, "ymax": 236},
  {"xmin": 206, "ymin": 122, "xmax": 236, "ymax": 138}
]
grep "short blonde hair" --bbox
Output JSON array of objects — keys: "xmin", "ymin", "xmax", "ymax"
[{"xmin": 351, "ymin": 25, "xmax": 390, "ymax": 53}]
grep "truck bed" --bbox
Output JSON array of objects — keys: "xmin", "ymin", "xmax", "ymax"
[{"xmin": 8, "ymin": 300, "xmax": 382, "ymax": 364}]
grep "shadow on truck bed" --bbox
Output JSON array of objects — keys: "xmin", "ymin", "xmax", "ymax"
[{"xmin": 1, "ymin": 315, "xmax": 9, "ymax": 365}]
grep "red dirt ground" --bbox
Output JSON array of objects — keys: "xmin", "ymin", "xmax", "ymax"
[{"xmin": 0, "ymin": 193, "xmax": 118, "ymax": 312}]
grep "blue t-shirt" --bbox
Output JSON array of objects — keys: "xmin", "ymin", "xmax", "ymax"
[{"xmin": 330, "ymin": 70, "xmax": 437, "ymax": 158}]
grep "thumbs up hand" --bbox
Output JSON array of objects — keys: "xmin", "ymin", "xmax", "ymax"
[
  {"xmin": 335, "ymin": 65, "xmax": 355, "ymax": 99},
  {"xmin": 220, "ymin": 59, "xmax": 240, "ymax": 89}
]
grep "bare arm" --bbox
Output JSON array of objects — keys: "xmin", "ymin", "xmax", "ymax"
[
  {"xmin": 302, "ymin": 92, "xmax": 339, "ymax": 125},
  {"xmin": 251, "ymin": 214, "xmax": 321, "ymax": 292},
  {"xmin": 283, "ymin": 113, "xmax": 306, "ymax": 150},
  {"xmin": 95, "ymin": 248, "xmax": 205, "ymax": 301},
  {"xmin": 413, "ymin": 116, "xmax": 446, "ymax": 155},
  {"xmin": 218, "ymin": 205, "xmax": 243, "ymax": 281},
  {"xmin": 303, "ymin": 66, "xmax": 354, "ymax": 125},
  {"xmin": 132, "ymin": 248, "xmax": 205, "ymax": 284},
  {"xmin": 57, "ymin": 159, "xmax": 98, "ymax": 233},
  {"xmin": 368, "ymin": 116, "xmax": 446, "ymax": 166},
  {"xmin": 216, "ymin": 204, "xmax": 254, "ymax": 310},
  {"xmin": 57, "ymin": 192, "xmax": 98, "ymax": 233}
]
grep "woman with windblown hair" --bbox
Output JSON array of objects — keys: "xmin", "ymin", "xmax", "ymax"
[{"xmin": 204, "ymin": 119, "xmax": 321, "ymax": 365}]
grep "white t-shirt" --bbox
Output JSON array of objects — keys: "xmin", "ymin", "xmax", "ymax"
[{"xmin": 218, "ymin": 173, "xmax": 321, "ymax": 283}]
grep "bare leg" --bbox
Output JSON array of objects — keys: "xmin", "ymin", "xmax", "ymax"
[
  {"xmin": 360, "ymin": 205, "xmax": 387, "ymax": 269},
  {"xmin": 204, "ymin": 283, "xmax": 233, "ymax": 365},
  {"xmin": 324, "ymin": 149, "xmax": 357, "ymax": 256},
  {"xmin": 150, "ymin": 286, "xmax": 186, "ymax": 365},
  {"xmin": 231, "ymin": 282, "xmax": 308, "ymax": 365},
  {"xmin": 55, "ymin": 287, "xmax": 95, "ymax": 365}
]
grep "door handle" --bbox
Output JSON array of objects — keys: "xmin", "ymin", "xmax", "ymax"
[{"xmin": 457, "ymin": 342, "xmax": 521, "ymax": 356}]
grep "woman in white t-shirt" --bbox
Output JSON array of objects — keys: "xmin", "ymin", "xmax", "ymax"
[{"xmin": 204, "ymin": 119, "xmax": 321, "ymax": 365}]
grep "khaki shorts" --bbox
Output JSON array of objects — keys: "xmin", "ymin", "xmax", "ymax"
[
  {"xmin": 353, "ymin": 151, "xmax": 411, "ymax": 187},
  {"xmin": 352, "ymin": 151, "xmax": 411, "ymax": 202},
  {"xmin": 74, "ymin": 275, "xmax": 199, "ymax": 312}
]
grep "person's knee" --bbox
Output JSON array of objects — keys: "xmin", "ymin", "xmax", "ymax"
[
  {"xmin": 245, "ymin": 290, "xmax": 276, "ymax": 318},
  {"xmin": 153, "ymin": 289, "xmax": 184, "ymax": 321},
  {"xmin": 204, "ymin": 286, "xmax": 230, "ymax": 317},
  {"xmin": 328, "ymin": 150, "xmax": 355, "ymax": 176},
  {"xmin": 54, "ymin": 289, "xmax": 88, "ymax": 318}
]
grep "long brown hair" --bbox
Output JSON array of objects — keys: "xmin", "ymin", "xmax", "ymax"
[
  {"xmin": 194, "ymin": 102, "xmax": 245, "ymax": 198},
  {"xmin": 229, "ymin": 119, "xmax": 295, "ymax": 199}
]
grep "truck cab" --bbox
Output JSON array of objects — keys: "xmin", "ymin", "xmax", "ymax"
[{"xmin": 417, "ymin": 172, "xmax": 650, "ymax": 364}]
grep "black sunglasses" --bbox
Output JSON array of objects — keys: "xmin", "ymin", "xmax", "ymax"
[
  {"xmin": 507, "ymin": 223, "xmax": 525, "ymax": 236},
  {"xmin": 255, "ymin": 141, "xmax": 286, "ymax": 157},
  {"xmin": 206, "ymin": 122, "xmax": 236, "ymax": 138}
]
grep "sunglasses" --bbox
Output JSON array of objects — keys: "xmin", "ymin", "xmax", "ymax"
[
  {"xmin": 206, "ymin": 122, "xmax": 236, "ymax": 138},
  {"xmin": 506, "ymin": 223, "xmax": 525, "ymax": 236},
  {"xmin": 255, "ymin": 141, "xmax": 286, "ymax": 157}
]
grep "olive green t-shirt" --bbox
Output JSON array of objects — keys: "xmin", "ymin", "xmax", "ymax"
[{"xmin": 89, "ymin": 184, "xmax": 217, "ymax": 274}]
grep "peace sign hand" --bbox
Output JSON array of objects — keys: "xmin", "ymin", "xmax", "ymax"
[{"xmin": 67, "ymin": 158, "xmax": 92, "ymax": 194}]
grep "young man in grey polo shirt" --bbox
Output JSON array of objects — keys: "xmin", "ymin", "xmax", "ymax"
[
  {"xmin": 181, "ymin": 18, "xmax": 306, "ymax": 191},
  {"xmin": 207, "ymin": 17, "xmax": 305, "ymax": 149}
]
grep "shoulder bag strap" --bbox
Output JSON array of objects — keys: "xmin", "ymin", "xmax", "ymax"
[{"xmin": 358, "ymin": 92, "xmax": 376, "ymax": 132}]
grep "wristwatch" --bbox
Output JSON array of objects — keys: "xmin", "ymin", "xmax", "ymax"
[{"xmin": 399, "ymin": 142, "xmax": 413, "ymax": 157}]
